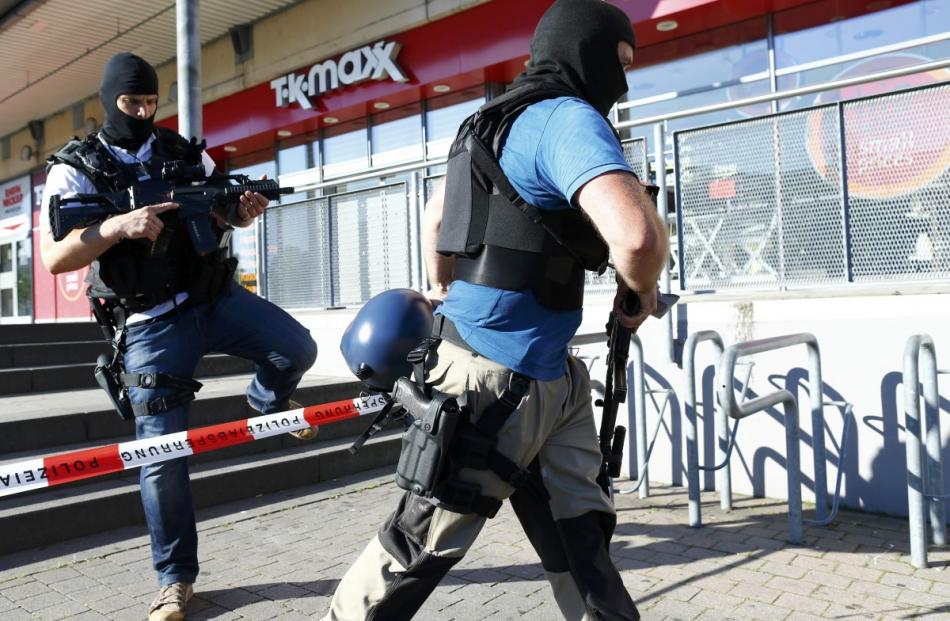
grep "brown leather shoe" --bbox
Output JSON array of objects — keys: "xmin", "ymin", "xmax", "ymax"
[
  {"xmin": 148, "ymin": 582, "xmax": 193, "ymax": 621},
  {"xmin": 287, "ymin": 399, "xmax": 320, "ymax": 440}
]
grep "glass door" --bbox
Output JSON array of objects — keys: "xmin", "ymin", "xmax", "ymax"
[{"xmin": 0, "ymin": 240, "xmax": 30, "ymax": 324}]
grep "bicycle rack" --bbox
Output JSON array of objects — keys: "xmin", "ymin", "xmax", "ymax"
[
  {"xmin": 904, "ymin": 334, "xmax": 950, "ymax": 568},
  {"xmin": 610, "ymin": 335, "xmax": 674, "ymax": 499},
  {"xmin": 683, "ymin": 330, "xmax": 753, "ymax": 527},
  {"xmin": 716, "ymin": 333, "xmax": 838, "ymax": 544}
]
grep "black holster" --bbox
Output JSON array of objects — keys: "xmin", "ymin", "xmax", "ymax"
[
  {"xmin": 94, "ymin": 352, "xmax": 134, "ymax": 420},
  {"xmin": 393, "ymin": 377, "xmax": 465, "ymax": 498}
]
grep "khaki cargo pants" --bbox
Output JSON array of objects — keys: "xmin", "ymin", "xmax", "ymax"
[{"xmin": 323, "ymin": 340, "xmax": 640, "ymax": 620}]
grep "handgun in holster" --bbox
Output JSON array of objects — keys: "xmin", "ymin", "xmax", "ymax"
[
  {"xmin": 94, "ymin": 352, "xmax": 134, "ymax": 420},
  {"xmin": 391, "ymin": 376, "xmax": 466, "ymax": 498},
  {"xmin": 89, "ymin": 294, "xmax": 134, "ymax": 420}
]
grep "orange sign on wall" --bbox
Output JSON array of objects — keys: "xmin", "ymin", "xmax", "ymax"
[{"xmin": 806, "ymin": 54, "xmax": 950, "ymax": 200}]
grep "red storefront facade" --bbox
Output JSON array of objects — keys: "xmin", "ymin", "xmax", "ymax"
[
  {"xmin": 27, "ymin": 0, "xmax": 932, "ymax": 320},
  {"xmin": 163, "ymin": 0, "xmax": 854, "ymax": 164}
]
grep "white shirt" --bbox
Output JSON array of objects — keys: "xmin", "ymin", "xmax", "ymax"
[{"xmin": 41, "ymin": 133, "xmax": 217, "ymax": 324}]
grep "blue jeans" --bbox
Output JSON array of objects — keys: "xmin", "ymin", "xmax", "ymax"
[{"xmin": 123, "ymin": 282, "xmax": 317, "ymax": 586}]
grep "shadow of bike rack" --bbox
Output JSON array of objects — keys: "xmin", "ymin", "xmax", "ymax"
[
  {"xmin": 715, "ymin": 333, "xmax": 854, "ymax": 544},
  {"xmin": 904, "ymin": 334, "xmax": 950, "ymax": 568}
]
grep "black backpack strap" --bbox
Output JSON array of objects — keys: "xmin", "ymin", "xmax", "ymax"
[{"xmin": 452, "ymin": 371, "xmax": 547, "ymax": 507}]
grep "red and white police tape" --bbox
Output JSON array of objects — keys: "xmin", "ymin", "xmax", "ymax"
[{"xmin": 0, "ymin": 393, "xmax": 389, "ymax": 499}]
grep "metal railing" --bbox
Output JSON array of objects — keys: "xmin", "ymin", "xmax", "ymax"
[
  {"xmin": 715, "ymin": 333, "xmax": 829, "ymax": 544},
  {"xmin": 904, "ymin": 334, "xmax": 950, "ymax": 568},
  {"xmin": 673, "ymin": 81, "xmax": 950, "ymax": 293},
  {"xmin": 632, "ymin": 58, "xmax": 950, "ymax": 310},
  {"xmin": 257, "ymin": 58, "xmax": 950, "ymax": 312},
  {"xmin": 616, "ymin": 58, "xmax": 950, "ymax": 129}
]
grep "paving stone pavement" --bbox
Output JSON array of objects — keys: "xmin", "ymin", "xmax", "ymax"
[{"xmin": 2, "ymin": 467, "xmax": 950, "ymax": 620}]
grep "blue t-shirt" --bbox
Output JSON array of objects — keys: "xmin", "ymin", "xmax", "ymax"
[{"xmin": 439, "ymin": 97, "xmax": 634, "ymax": 380}]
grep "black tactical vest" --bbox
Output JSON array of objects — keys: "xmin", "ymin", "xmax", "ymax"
[
  {"xmin": 436, "ymin": 104, "xmax": 610, "ymax": 312},
  {"xmin": 47, "ymin": 128, "xmax": 230, "ymax": 311}
]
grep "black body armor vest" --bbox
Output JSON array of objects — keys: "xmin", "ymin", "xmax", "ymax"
[
  {"xmin": 48, "ymin": 128, "xmax": 232, "ymax": 312},
  {"xmin": 436, "ymin": 104, "xmax": 609, "ymax": 312}
]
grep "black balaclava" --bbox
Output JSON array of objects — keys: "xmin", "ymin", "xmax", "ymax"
[
  {"xmin": 468, "ymin": 0, "xmax": 635, "ymax": 154},
  {"xmin": 516, "ymin": 0, "xmax": 636, "ymax": 116},
  {"xmin": 98, "ymin": 52, "xmax": 159, "ymax": 151}
]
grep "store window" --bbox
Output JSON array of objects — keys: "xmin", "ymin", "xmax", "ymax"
[
  {"xmin": 371, "ymin": 103, "xmax": 423, "ymax": 168},
  {"xmin": 0, "ymin": 244, "xmax": 11, "ymax": 272},
  {"xmin": 277, "ymin": 143, "xmax": 310, "ymax": 176},
  {"xmin": 17, "ymin": 241, "xmax": 32, "ymax": 318},
  {"xmin": 774, "ymin": 0, "xmax": 950, "ymax": 102},
  {"xmin": 619, "ymin": 18, "xmax": 769, "ymax": 143},
  {"xmin": 425, "ymin": 89, "xmax": 485, "ymax": 159},
  {"xmin": 323, "ymin": 119, "xmax": 368, "ymax": 178},
  {"xmin": 277, "ymin": 136, "xmax": 317, "ymax": 203}
]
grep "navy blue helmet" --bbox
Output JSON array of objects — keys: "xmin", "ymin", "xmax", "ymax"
[{"xmin": 340, "ymin": 289, "xmax": 434, "ymax": 391}]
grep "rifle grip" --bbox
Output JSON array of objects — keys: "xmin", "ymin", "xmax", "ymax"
[{"xmin": 621, "ymin": 291, "xmax": 640, "ymax": 316}]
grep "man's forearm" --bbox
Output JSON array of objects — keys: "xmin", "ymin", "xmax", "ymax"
[
  {"xmin": 421, "ymin": 180, "xmax": 454, "ymax": 294},
  {"xmin": 41, "ymin": 222, "xmax": 118, "ymax": 275},
  {"xmin": 613, "ymin": 209, "xmax": 668, "ymax": 293},
  {"xmin": 422, "ymin": 216, "xmax": 454, "ymax": 294}
]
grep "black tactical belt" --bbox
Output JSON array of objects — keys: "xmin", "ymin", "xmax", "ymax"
[{"xmin": 431, "ymin": 314, "xmax": 477, "ymax": 354}]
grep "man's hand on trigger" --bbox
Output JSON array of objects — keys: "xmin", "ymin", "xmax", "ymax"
[
  {"xmin": 101, "ymin": 202, "xmax": 178, "ymax": 243},
  {"xmin": 237, "ymin": 174, "xmax": 270, "ymax": 222},
  {"xmin": 613, "ymin": 283, "xmax": 657, "ymax": 331}
]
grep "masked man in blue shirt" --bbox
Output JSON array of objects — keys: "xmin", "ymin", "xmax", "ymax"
[{"xmin": 325, "ymin": 1, "xmax": 667, "ymax": 619}]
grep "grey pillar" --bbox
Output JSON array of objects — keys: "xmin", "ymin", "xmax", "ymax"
[
  {"xmin": 177, "ymin": 0, "xmax": 202, "ymax": 141},
  {"xmin": 652, "ymin": 123, "xmax": 673, "ymax": 363}
]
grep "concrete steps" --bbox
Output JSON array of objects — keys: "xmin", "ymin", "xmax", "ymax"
[
  {"xmin": 0, "ymin": 321, "xmax": 256, "ymax": 395},
  {"xmin": 0, "ymin": 340, "xmax": 110, "ymax": 368},
  {"xmin": 0, "ymin": 373, "xmax": 401, "ymax": 555},
  {"xmin": 0, "ymin": 430, "xmax": 401, "ymax": 555},
  {"xmin": 0, "ymin": 353, "xmax": 255, "ymax": 396},
  {"xmin": 0, "ymin": 374, "xmax": 368, "ymax": 454},
  {"xmin": 0, "ymin": 321, "xmax": 403, "ymax": 555},
  {"xmin": 0, "ymin": 321, "xmax": 100, "ymax": 345}
]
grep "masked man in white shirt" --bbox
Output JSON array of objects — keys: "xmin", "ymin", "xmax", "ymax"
[{"xmin": 41, "ymin": 52, "xmax": 318, "ymax": 621}]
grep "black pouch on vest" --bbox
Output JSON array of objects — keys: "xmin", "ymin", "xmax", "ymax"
[
  {"xmin": 186, "ymin": 254, "xmax": 238, "ymax": 304},
  {"xmin": 392, "ymin": 377, "xmax": 465, "ymax": 497}
]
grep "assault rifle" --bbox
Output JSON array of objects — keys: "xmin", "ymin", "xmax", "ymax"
[
  {"xmin": 596, "ymin": 289, "xmax": 679, "ymax": 498},
  {"xmin": 49, "ymin": 161, "xmax": 294, "ymax": 255}
]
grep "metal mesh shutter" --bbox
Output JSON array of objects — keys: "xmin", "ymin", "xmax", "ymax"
[
  {"xmin": 675, "ymin": 107, "xmax": 846, "ymax": 290},
  {"xmin": 844, "ymin": 85, "xmax": 950, "ymax": 282},
  {"xmin": 331, "ymin": 184, "xmax": 413, "ymax": 306},
  {"xmin": 264, "ymin": 197, "xmax": 332, "ymax": 308},
  {"xmin": 264, "ymin": 183, "xmax": 412, "ymax": 308}
]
